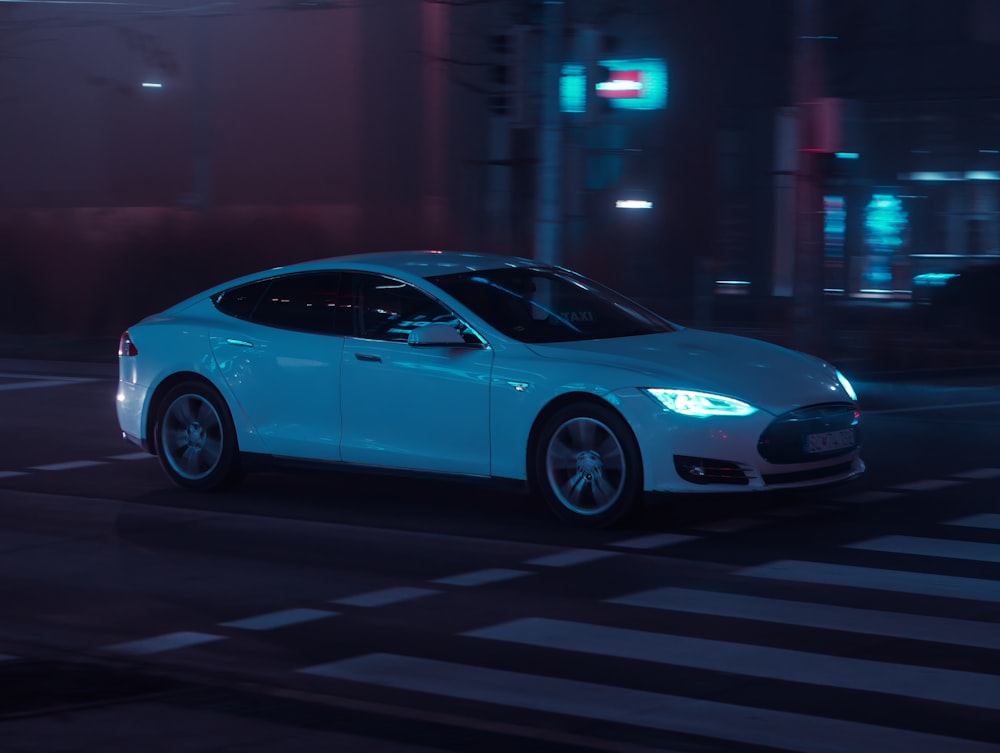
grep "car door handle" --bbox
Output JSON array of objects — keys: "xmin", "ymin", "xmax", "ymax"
[
  {"xmin": 225, "ymin": 338, "xmax": 255, "ymax": 348},
  {"xmin": 355, "ymin": 353, "xmax": 381, "ymax": 363}
]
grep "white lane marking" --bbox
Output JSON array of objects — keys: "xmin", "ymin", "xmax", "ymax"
[
  {"xmin": 466, "ymin": 617, "xmax": 1000, "ymax": 711},
  {"xmin": 300, "ymin": 653, "xmax": 998, "ymax": 753},
  {"xmin": 0, "ymin": 453, "xmax": 153, "ymax": 480},
  {"xmin": 952, "ymin": 468, "xmax": 1000, "ymax": 480},
  {"xmin": 867, "ymin": 399, "xmax": 1000, "ymax": 415},
  {"xmin": 333, "ymin": 587, "xmax": 440, "ymax": 608},
  {"xmin": 847, "ymin": 535, "xmax": 1000, "ymax": 564},
  {"xmin": 834, "ymin": 490, "xmax": 904, "ymax": 504},
  {"xmin": 608, "ymin": 587, "xmax": 1000, "ymax": 650},
  {"xmin": 687, "ymin": 517, "xmax": 762, "ymax": 533},
  {"xmin": 107, "ymin": 452, "xmax": 154, "ymax": 461},
  {"xmin": 0, "ymin": 373, "xmax": 99, "ymax": 382},
  {"xmin": 431, "ymin": 568, "xmax": 531, "ymax": 587},
  {"xmin": 221, "ymin": 608, "xmax": 337, "ymax": 631},
  {"xmin": 30, "ymin": 460, "xmax": 108, "ymax": 471},
  {"xmin": 890, "ymin": 479, "xmax": 963, "ymax": 492},
  {"xmin": 610, "ymin": 533, "xmax": 698, "ymax": 548},
  {"xmin": 104, "ymin": 631, "xmax": 224, "ymax": 656},
  {"xmin": 949, "ymin": 513, "xmax": 1000, "ymax": 530},
  {"xmin": 524, "ymin": 549, "xmax": 620, "ymax": 568},
  {"xmin": 738, "ymin": 560, "xmax": 1000, "ymax": 602},
  {"xmin": 0, "ymin": 375, "xmax": 100, "ymax": 392}
]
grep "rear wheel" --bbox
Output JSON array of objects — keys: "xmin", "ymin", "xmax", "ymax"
[
  {"xmin": 533, "ymin": 401, "xmax": 643, "ymax": 527},
  {"xmin": 154, "ymin": 381, "xmax": 242, "ymax": 491}
]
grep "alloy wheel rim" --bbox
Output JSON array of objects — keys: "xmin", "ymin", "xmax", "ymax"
[
  {"xmin": 545, "ymin": 416, "xmax": 626, "ymax": 516},
  {"xmin": 161, "ymin": 393, "xmax": 224, "ymax": 480}
]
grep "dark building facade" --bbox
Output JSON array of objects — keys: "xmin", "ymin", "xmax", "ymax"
[{"xmin": 2, "ymin": 0, "xmax": 998, "ymax": 334}]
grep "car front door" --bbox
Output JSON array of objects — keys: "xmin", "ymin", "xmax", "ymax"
[{"xmin": 339, "ymin": 272, "xmax": 493, "ymax": 475}]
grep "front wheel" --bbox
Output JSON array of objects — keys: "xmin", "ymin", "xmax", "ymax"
[
  {"xmin": 532, "ymin": 401, "xmax": 643, "ymax": 527},
  {"xmin": 154, "ymin": 381, "xmax": 242, "ymax": 491}
]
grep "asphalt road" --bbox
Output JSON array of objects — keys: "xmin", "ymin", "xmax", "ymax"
[{"xmin": 1, "ymin": 358, "xmax": 999, "ymax": 752}]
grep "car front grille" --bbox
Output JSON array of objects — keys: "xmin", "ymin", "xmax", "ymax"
[
  {"xmin": 757, "ymin": 403, "xmax": 860, "ymax": 464},
  {"xmin": 674, "ymin": 455, "xmax": 751, "ymax": 486}
]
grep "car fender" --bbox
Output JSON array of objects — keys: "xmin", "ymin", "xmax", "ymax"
[{"xmin": 130, "ymin": 319, "xmax": 270, "ymax": 455}]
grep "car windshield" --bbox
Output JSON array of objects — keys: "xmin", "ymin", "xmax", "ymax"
[{"xmin": 427, "ymin": 266, "xmax": 675, "ymax": 343}]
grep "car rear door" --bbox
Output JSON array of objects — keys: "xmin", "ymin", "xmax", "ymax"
[{"xmin": 209, "ymin": 272, "xmax": 344, "ymax": 461}]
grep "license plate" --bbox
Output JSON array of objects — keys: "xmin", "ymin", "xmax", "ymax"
[{"xmin": 805, "ymin": 428, "xmax": 855, "ymax": 454}]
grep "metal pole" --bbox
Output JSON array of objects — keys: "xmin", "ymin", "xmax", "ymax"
[
  {"xmin": 534, "ymin": 0, "xmax": 564, "ymax": 266},
  {"xmin": 792, "ymin": 0, "xmax": 826, "ymax": 351}
]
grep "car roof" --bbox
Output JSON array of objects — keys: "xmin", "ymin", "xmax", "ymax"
[
  {"xmin": 159, "ymin": 250, "xmax": 551, "ymax": 315},
  {"xmin": 265, "ymin": 250, "xmax": 545, "ymax": 279}
]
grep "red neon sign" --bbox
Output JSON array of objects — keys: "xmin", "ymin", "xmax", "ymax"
[{"xmin": 596, "ymin": 70, "xmax": 643, "ymax": 99}]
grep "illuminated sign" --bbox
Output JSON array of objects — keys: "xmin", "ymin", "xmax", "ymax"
[
  {"xmin": 597, "ymin": 70, "xmax": 643, "ymax": 98},
  {"xmin": 560, "ymin": 58, "xmax": 668, "ymax": 113}
]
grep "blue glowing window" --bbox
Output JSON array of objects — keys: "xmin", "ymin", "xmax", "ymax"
[
  {"xmin": 824, "ymin": 195, "xmax": 845, "ymax": 258},
  {"xmin": 864, "ymin": 194, "xmax": 908, "ymax": 286},
  {"xmin": 560, "ymin": 58, "xmax": 668, "ymax": 113}
]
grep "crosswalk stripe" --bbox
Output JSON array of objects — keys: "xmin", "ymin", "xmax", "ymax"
[
  {"xmin": 607, "ymin": 587, "xmax": 1000, "ymax": 650},
  {"xmin": 847, "ymin": 535, "xmax": 1000, "ymax": 563},
  {"xmin": 737, "ymin": 560, "xmax": 1000, "ymax": 602},
  {"xmin": 431, "ymin": 568, "xmax": 530, "ymax": 587},
  {"xmin": 890, "ymin": 479, "xmax": 963, "ymax": 492},
  {"xmin": 29, "ymin": 460, "xmax": 108, "ymax": 471},
  {"xmin": 525, "ymin": 549, "xmax": 620, "ymax": 567},
  {"xmin": 952, "ymin": 468, "xmax": 1000, "ymax": 480},
  {"xmin": 465, "ymin": 617, "xmax": 1000, "ymax": 710},
  {"xmin": 0, "ymin": 378, "xmax": 99, "ymax": 392},
  {"xmin": 301, "ymin": 653, "xmax": 998, "ymax": 753},
  {"xmin": 104, "ymin": 631, "xmax": 223, "ymax": 656},
  {"xmin": 220, "ymin": 608, "xmax": 337, "ymax": 631},
  {"xmin": 332, "ymin": 586, "xmax": 440, "ymax": 608},
  {"xmin": 949, "ymin": 513, "xmax": 1000, "ymax": 530},
  {"xmin": 610, "ymin": 533, "xmax": 698, "ymax": 549},
  {"xmin": 107, "ymin": 452, "xmax": 155, "ymax": 461}
]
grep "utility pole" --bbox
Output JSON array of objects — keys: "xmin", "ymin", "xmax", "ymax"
[
  {"xmin": 792, "ymin": 0, "xmax": 827, "ymax": 352},
  {"xmin": 534, "ymin": 0, "xmax": 564, "ymax": 266}
]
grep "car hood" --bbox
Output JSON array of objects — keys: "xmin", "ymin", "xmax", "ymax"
[{"xmin": 525, "ymin": 328, "xmax": 849, "ymax": 414}]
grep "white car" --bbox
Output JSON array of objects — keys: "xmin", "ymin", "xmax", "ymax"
[{"xmin": 117, "ymin": 250, "xmax": 863, "ymax": 527}]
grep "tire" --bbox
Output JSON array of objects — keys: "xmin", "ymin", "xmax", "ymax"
[
  {"xmin": 154, "ymin": 381, "xmax": 242, "ymax": 491},
  {"xmin": 532, "ymin": 401, "xmax": 643, "ymax": 527}
]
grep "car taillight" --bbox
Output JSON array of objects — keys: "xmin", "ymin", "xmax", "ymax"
[{"xmin": 118, "ymin": 331, "xmax": 138, "ymax": 357}]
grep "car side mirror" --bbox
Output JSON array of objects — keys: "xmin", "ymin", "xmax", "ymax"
[{"xmin": 408, "ymin": 323, "xmax": 466, "ymax": 347}]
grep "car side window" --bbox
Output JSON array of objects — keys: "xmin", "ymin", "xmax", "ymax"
[
  {"xmin": 213, "ymin": 280, "xmax": 269, "ymax": 320},
  {"xmin": 241, "ymin": 272, "xmax": 343, "ymax": 335},
  {"xmin": 347, "ymin": 273, "xmax": 473, "ymax": 343}
]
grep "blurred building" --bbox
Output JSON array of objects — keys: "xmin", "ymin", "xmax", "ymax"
[{"xmin": 2, "ymin": 0, "xmax": 999, "ymax": 323}]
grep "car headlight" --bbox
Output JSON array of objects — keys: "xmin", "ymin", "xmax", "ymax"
[
  {"xmin": 644, "ymin": 388, "xmax": 758, "ymax": 418},
  {"xmin": 835, "ymin": 369, "xmax": 858, "ymax": 401}
]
